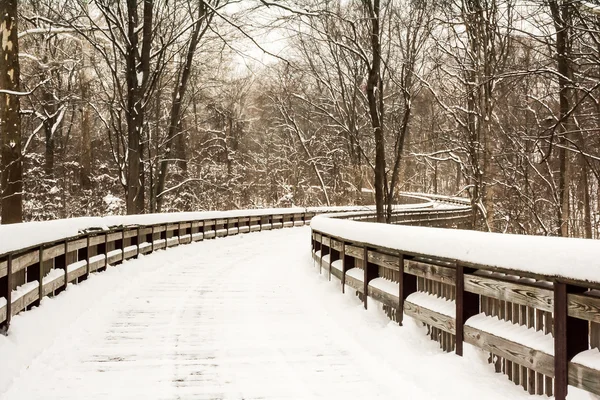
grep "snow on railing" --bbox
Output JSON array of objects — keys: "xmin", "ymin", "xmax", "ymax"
[
  {"xmin": 0, "ymin": 194, "xmax": 467, "ymax": 335},
  {"xmin": 311, "ymin": 215, "xmax": 600, "ymax": 399}
]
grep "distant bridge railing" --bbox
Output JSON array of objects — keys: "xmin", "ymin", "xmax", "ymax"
[
  {"xmin": 311, "ymin": 211, "xmax": 600, "ymax": 400},
  {"xmin": 0, "ymin": 194, "xmax": 469, "ymax": 335}
]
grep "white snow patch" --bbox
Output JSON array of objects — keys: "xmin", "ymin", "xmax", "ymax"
[
  {"xmin": 406, "ymin": 291, "xmax": 455, "ymax": 317},
  {"xmin": 345, "ymin": 268, "xmax": 364, "ymax": 281},
  {"xmin": 369, "ymin": 277, "xmax": 399, "ymax": 297},
  {"xmin": 465, "ymin": 313, "xmax": 553, "ymax": 355},
  {"xmin": 124, "ymin": 245, "xmax": 137, "ymax": 253},
  {"xmin": 44, "ymin": 269, "xmax": 65, "ymax": 284},
  {"xmin": 311, "ymin": 216, "xmax": 600, "ymax": 284},
  {"xmin": 12, "ymin": 282, "xmax": 39, "ymax": 302},
  {"xmin": 66, "ymin": 260, "xmax": 87, "ymax": 273},
  {"xmin": 107, "ymin": 249, "xmax": 122, "ymax": 258},
  {"xmin": 331, "ymin": 260, "xmax": 343, "ymax": 271},
  {"xmin": 572, "ymin": 348, "xmax": 600, "ymax": 371},
  {"xmin": 89, "ymin": 254, "xmax": 106, "ymax": 264}
]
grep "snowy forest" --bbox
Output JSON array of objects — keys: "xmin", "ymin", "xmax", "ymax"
[{"xmin": 1, "ymin": 0, "xmax": 600, "ymax": 238}]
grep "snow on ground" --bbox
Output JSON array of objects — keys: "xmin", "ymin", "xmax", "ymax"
[
  {"xmin": 0, "ymin": 227, "xmax": 591, "ymax": 399},
  {"xmin": 311, "ymin": 215, "xmax": 600, "ymax": 284}
]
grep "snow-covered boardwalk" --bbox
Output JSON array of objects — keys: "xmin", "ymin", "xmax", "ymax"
[{"xmin": 0, "ymin": 227, "xmax": 565, "ymax": 399}]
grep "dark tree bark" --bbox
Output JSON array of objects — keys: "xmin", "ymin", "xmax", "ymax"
[
  {"xmin": 0, "ymin": 0, "xmax": 23, "ymax": 224},
  {"xmin": 125, "ymin": 0, "xmax": 153, "ymax": 214},
  {"xmin": 549, "ymin": 0, "xmax": 573, "ymax": 237},
  {"xmin": 365, "ymin": 0, "xmax": 386, "ymax": 223},
  {"xmin": 155, "ymin": 3, "xmax": 209, "ymax": 211}
]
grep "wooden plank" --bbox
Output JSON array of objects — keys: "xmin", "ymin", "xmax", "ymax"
[
  {"xmin": 12, "ymin": 249, "xmax": 39, "ymax": 273},
  {"xmin": 464, "ymin": 274, "xmax": 553, "ymax": 312},
  {"xmin": 106, "ymin": 232, "xmax": 122, "ymax": 243},
  {"xmin": 344, "ymin": 274, "xmax": 363, "ymax": 293},
  {"xmin": 152, "ymin": 225, "xmax": 167, "ymax": 233},
  {"xmin": 139, "ymin": 227, "xmax": 153, "ymax": 235},
  {"xmin": 331, "ymin": 264, "xmax": 343, "ymax": 281},
  {"xmin": 88, "ymin": 235, "xmax": 106, "ymax": 247},
  {"xmin": 405, "ymin": 260, "xmax": 456, "ymax": 285},
  {"xmin": 330, "ymin": 239, "xmax": 343, "ymax": 252},
  {"xmin": 404, "ymin": 300, "xmax": 456, "ymax": 334},
  {"xmin": 123, "ymin": 229, "xmax": 138, "ymax": 239},
  {"xmin": 368, "ymin": 250, "xmax": 400, "ymax": 272},
  {"xmin": 42, "ymin": 274, "xmax": 66, "ymax": 297},
  {"xmin": 568, "ymin": 293, "xmax": 600, "ymax": 323},
  {"xmin": 368, "ymin": 285, "xmax": 398, "ymax": 309},
  {"xmin": 67, "ymin": 238, "xmax": 87, "ymax": 252},
  {"xmin": 0, "ymin": 259, "xmax": 6, "ymax": 279},
  {"xmin": 344, "ymin": 244, "xmax": 363, "ymax": 260},
  {"xmin": 569, "ymin": 362, "xmax": 600, "ymax": 396},
  {"xmin": 463, "ymin": 325, "xmax": 554, "ymax": 377}
]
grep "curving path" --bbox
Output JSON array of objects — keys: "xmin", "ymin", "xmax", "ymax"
[{"xmin": 0, "ymin": 227, "xmax": 530, "ymax": 400}]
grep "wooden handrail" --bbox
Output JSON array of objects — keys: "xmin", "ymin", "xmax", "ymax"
[
  {"xmin": 311, "ymin": 221, "xmax": 600, "ymax": 399},
  {"xmin": 0, "ymin": 196, "xmax": 470, "ymax": 335}
]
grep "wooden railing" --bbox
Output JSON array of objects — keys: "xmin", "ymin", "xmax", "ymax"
[
  {"xmin": 0, "ymin": 195, "xmax": 469, "ymax": 335},
  {"xmin": 0, "ymin": 209, "xmax": 322, "ymax": 333},
  {"xmin": 311, "ymin": 217, "xmax": 600, "ymax": 400}
]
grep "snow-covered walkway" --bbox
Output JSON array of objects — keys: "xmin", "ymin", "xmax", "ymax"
[{"xmin": 1, "ymin": 227, "xmax": 537, "ymax": 399}]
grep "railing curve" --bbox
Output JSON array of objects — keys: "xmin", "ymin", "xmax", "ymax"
[
  {"xmin": 0, "ymin": 193, "xmax": 468, "ymax": 335},
  {"xmin": 311, "ymin": 204, "xmax": 600, "ymax": 399}
]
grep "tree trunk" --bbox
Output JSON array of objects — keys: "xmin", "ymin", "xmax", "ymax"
[
  {"xmin": 0, "ymin": 0, "xmax": 23, "ymax": 224},
  {"xmin": 155, "ymin": 4, "xmax": 205, "ymax": 211},
  {"xmin": 79, "ymin": 47, "xmax": 92, "ymax": 190},
  {"xmin": 125, "ymin": 0, "xmax": 152, "ymax": 214},
  {"xmin": 366, "ymin": 0, "xmax": 385, "ymax": 223},
  {"xmin": 549, "ymin": 0, "xmax": 573, "ymax": 237}
]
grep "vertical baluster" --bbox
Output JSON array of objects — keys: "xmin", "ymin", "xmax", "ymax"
[
  {"xmin": 554, "ymin": 282, "xmax": 588, "ymax": 400},
  {"xmin": 455, "ymin": 263, "xmax": 478, "ymax": 356}
]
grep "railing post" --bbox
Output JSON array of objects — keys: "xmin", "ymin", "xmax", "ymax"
[
  {"xmin": 61, "ymin": 239, "xmax": 69, "ymax": 291},
  {"xmin": 1, "ymin": 254, "xmax": 13, "ymax": 334},
  {"xmin": 396, "ymin": 254, "xmax": 416, "ymax": 325},
  {"xmin": 27, "ymin": 245, "xmax": 43, "ymax": 309},
  {"xmin": 151, "ymin": 226, "xmax": 155, "ymax": 253},
  {"xmin": 37, "ymin": 245, "xmax": 44, "ymax": 306},
  {"xmin": 103, "ymin": 231, "xmax": 109, "ymax": 270},
  {"xmin": 319, "ymin": 235, "xmax": 328, "ymax": 275},
  {"xmin": 316, "ymin": 233, "xmax": 322, "ymax": 271},
  {"xmin": 342, "ymin": 242, "xmax": 354, "ymax": 294},
  {"xmin": 121, "ymin": 228, "xmax": 125, "ymax": 259},
  {"xmin": 363, "ymin": 246, "xmax": 378, "ymax": 310},
  {"xmin": 85, "ymin": 235, "xmax": 91, "ymax": 279},
  {"xmin": 455, "ymin": 263, "xmax": 478, "ymax": 356},
  {"xmin": 136, "ymin": 227, "xmax": 141, "ymax": 256},
  {"xmin": 328, "ymin": 239, "xmax": 337, "ymax": 282},
  {"xmin": 554, "ymin": 282, "xmax": 589, "ymax": 400}
]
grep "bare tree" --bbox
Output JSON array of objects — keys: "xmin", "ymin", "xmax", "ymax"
[{"xmin": 0, "ymin": 0, "xmax": 23, "ymax": 224}]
